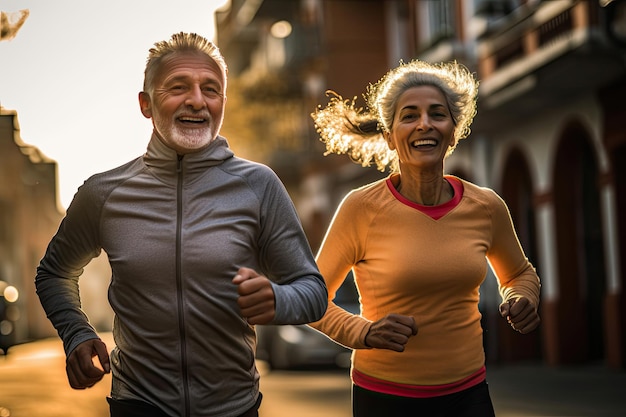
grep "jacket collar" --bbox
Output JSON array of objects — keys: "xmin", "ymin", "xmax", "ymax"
[{"xmin": 143, "ymin": 132, "xmax": 234, "ymax": 185}]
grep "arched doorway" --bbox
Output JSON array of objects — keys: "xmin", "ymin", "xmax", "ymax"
[
  {"xmin": 499, "ymin": 148, "xmax": 542, "ymax": 363},
  {"xmin": 552, "ymin": 123, "xmax": 606, "ymax": 364},
  {"xmin": 610, "ymin": 143, "xmax": 626, "ymax": 367},
  {"xmin": 599, "ymin": 78, "xmax": 626, "ymax": 368}
]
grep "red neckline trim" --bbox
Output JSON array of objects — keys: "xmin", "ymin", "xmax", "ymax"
[{"xmin": 386, "ymin": 175, "xmax": 463, "ymax": 220}]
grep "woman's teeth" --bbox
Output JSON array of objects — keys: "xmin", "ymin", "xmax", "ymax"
[{"xmin": 412, "ymin": 139, "xmax": 437, "ymax": 147}]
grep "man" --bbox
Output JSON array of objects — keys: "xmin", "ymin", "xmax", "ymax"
[{"xmin": 35, "ymin": 32, "xmax": 327, "ymax": 417}]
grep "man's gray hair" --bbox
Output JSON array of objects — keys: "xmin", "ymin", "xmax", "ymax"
[{"xmin": 143, "ymin": 32, "xmax": 228, "ymax": 95}]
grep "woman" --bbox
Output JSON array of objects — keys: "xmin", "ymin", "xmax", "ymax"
[{"xmin": 309, "ymin": 60, "xmax": 541, "ymax": 417}]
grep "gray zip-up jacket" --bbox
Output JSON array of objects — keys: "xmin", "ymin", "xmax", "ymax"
[{"xmin": 35, "ymin": 134, "xmax": 328, "ymax": 417}]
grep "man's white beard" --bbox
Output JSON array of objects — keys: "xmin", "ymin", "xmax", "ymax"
[
  {"xmin": 155, "ymin": 115, "xmax": 215, "ymax": 152},
  {"xmin": 169, "ymin": 124, "xmax": 213, "ymax": 150}
]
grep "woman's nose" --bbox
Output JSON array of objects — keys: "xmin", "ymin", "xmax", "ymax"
[{"xmin": 415, "ymin": 114, "xmax": 431, "ymax": 131}]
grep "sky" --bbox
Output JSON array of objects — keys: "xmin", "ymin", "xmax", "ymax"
[{"xmin": 1, "ymin": 0, "xmax": 230, "ymax": 209}]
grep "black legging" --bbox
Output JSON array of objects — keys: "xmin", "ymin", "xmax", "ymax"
[
  {"xmin": 352, "ymin": 381, "xmax": 496, "ymax": 417},
  {"xmin": 107, "ymin": 393, "xmax": 263, "ymax": 417}
]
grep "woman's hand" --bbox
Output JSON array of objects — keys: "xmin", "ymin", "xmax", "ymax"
[
  {"xmin": 499, "ymin": 297, "xmax": 540, "ymax": 334},
  {"xmin": 364, "ymin": 313, "xmax": 418, "ymax": 352}
]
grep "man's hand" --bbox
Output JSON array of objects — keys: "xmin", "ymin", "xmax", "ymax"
[
  {"xmin": 499, "ymin": 297, "xmax": 540, "ymax": 334},
  {"xmin": 364, "ymin": 313, "xmax": 418, "ymax": 352},
  {"xmin": 233, "ymin": 267, "xmax": 276, "ymax": 325},
  {"xmin": 66, "ymin": 338, "xmax": 110, "ymax": 389}
]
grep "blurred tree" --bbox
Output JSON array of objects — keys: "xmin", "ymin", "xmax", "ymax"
[{"xmin": 220, "ymin": 72, "xmax": 305, "ymax": 166}]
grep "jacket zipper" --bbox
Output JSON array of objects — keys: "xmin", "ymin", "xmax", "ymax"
[{"xmin": 176, "ymin": 155, "xmax": 190, "ymax": 416}]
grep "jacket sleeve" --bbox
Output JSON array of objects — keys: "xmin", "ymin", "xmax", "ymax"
[
  {"xmin": 486, "ymin": 190, "xmax": 541, "ymax": 306},
  {"xmin": 255, "ymin": 168, "xmax": 328, "ymax": 324},
  {"xmin": 35, "ymin": 179, "xmax": 103, "ymax": 356}
]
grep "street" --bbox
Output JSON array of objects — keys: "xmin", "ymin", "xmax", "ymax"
[
  {"xmin": 0, "ymin": 334, "xmax": 352, "ymax": 417},
  {"xmin": 1, "ymin": 335, "xmax": 626, "ymax": 416},
  {"xmin": 0, "ymin": 335, "xmax": 111, "ymax": 417},
  {"xmin": 258, "ymin": 367, "xmax": 351, "ymax": 417}
]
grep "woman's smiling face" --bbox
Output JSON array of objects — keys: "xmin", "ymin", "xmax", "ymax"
[{"xmin": 386, "ymin": 85, "xmax": 455, "ymax": 170}]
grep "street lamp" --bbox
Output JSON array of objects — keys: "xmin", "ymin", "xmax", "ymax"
[
  {"xmin": 0, "ymin": 281, "xmax": 19, "ymax": 354},
  {"xmin": 270, "ymin": 20, "xmax": 292, "ymax": 39}
]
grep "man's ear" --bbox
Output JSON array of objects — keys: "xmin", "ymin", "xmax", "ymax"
[{"xmin": 138, "ymin": 92, "xmax": 152, "ymax": 118}]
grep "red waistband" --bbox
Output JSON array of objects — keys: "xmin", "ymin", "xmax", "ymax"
[{"xmin": 352, "ymin": 366, "xmax": 486, "ymax": 398}]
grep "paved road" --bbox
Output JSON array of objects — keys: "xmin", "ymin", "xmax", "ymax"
[
  {"xmin": 0, "ymin": 334, "xmax": 351, "ymax": 417},
  {"xmin": 487, "ymin": 362, "xmax": 626, "ymax": 417},
  {"xmin": 258, "ymin": 367, "xmax": 352, "ymax": 417},
  {"xmin": 1, "ymin": 334, "xmax": 626, "ymax": 416},
  {"xmin": 260, "ymin": 363, "xmax": 626, "ymax": 417},
  {"xmin": 0, "ymin": 335, "xmax": 112, "ymax": 417}
]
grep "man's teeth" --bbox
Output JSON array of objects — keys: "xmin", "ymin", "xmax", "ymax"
[
  {"xmin": 412, "ymin": 139, "xmax": 437, "ymax": 147},
  {"xmin": 179, "ymin": 116, "xmax": 205, "ymax": 122}
]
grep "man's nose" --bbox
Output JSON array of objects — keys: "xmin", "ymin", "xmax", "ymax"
[{"xmin": 185, "ymin": 85, "xmax": 206, "ymax": 109}]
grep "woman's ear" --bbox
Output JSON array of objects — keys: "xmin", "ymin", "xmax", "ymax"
[
  {"xmin": 383, "ymin": 131, "xmax": 395, "ymax": 150},
  {"xmin": 138, "ymin": 92, "xmax": 152, "ymax": 118},
  {"xmin": 447, "ymin": 133, "xmax": 457, "ymax": 151}
]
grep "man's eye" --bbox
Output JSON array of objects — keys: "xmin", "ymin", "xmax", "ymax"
[{"xmin": 203, "ymin": 86, "xmax": 222, "ymax": 98}]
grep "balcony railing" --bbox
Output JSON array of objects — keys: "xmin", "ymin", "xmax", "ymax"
[{"xmin": 479, "ymin": 1, "xmax": 589, "ymax": 79}]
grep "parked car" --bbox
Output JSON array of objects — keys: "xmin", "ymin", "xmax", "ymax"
[{"xmin": 255, "ymin": 273, "xmax": 359, "ymax": 370}]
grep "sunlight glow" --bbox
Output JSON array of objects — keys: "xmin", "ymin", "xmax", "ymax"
[
  {"xmin": 270, "ymin": 20, "xmax": 292, "ymax": 39},
  {"xmin": 0, "ymin": 0, "xmax": 231, "ymax": 209}
]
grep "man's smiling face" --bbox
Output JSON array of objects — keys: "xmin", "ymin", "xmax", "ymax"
[{"xmin": 139, "ymin": 51, "xmax": 226, "ymax": 154}]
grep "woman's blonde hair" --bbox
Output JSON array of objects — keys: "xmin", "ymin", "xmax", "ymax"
[{"xmin": 312, "ymin": 59, "xmax": 479, "ymax": 172}]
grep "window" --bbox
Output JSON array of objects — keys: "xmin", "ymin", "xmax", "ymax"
[{"xmin": 416, "ymin": 0, "xmax": 456, "ymax": 47}]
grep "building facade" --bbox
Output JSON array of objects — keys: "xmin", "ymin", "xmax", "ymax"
[
  {"xmin": 215, "ymin": 0, "xmax": 626, "ymax": 369},
  {"xmin": 0, "ymin": 107, "xmax": 62, "ymax": 347},
  {"xmin": 0, "ymin": 108, "xmax": 114, "ymax": 350}
]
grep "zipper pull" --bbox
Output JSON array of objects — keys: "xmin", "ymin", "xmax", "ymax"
[{"xmin": 177, "ymin": 154, "xmax": 183, "ymax": 173}]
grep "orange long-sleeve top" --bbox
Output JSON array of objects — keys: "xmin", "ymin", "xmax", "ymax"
[{"xmin": 310, "ymin": 174, "xmax": 540, "ymax": 387}]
